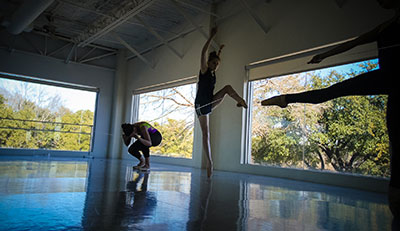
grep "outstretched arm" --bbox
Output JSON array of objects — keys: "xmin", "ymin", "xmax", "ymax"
[
  {"xmin": 201, "ymin": 26, "xmax": 218, "ymax": 74},
  {"xmin": 308, "ymin": 16, "xmax": 396, "ymax": 64}
]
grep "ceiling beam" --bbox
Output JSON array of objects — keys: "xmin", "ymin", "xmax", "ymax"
[
  {"xmin": 78, "ymin": 47, "xmax": 96, "ymax": 62},
  {"xmin": 75, "ymin": 0, "xmax": 156, "ymax": 47},
  {"xmin": 21, "ymin": 34, "xmax": 43, "ymax": 55},
  {"xmin": 170, "ymin": 0, "xmax": 219, "ymax": 50},
  {"xmin": 57, "ymin": 0, "xmax": 111, "ymax": 18},
  {"xmin": 47, "ymin": 42, "xmax": 71, "ymax": 56},
  {"xmin": 80, "ymin": 51, "xmax": 117, "ymax": 63},
  {"xmin": 135, "ymin": 15, "xmax": 183, "ymax": 59},
  {"xmin": 65, "ymin": 43, "xmax": 76, "ymax": 64},
  {"xmin": 0, "ymin": 42, "xmax": 114, "ymax": 70},
  {"xmin": 127, "ymin": 25, "xmax": 198, "ymax": 60},
  {"xmin": 44, "ymin": 36, "xmax": 48, "ymax": 56},
  {"xmin": 239, "ymin": 0, "xmax": 270, "ymax": 35},
  {"xmin": 113, "ymin": 32, "xmax": 155, "ymax": 69},
  {"xmin": 127, "ymin": 1, "xmax": 264, "ymax": 61},
  {"xmin": 33, "ymin": 30, "xmax": 116, "ymax": 52},
  {"xmin": 57, "ymin": 0, "xmax": 176, "ymax": 35},
  {"xmin": 175, "ymin": 0, "xmax": 219, "ymax": 18}
]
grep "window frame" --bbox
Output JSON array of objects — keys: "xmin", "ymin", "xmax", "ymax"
[
  {"xmin": 243, "ymin": 40, "xmax": 381, "ymax": 172},
  {"xmin": 0, "ymin": 71, "xmax": 99, "ymax": 153},
  {"xmin": 243, "ymin": 58, "xmax": 389, "ymax": 177},
  {"xmin": 131, "ymin": 76, "xmax": 198, "ymax": 159}
]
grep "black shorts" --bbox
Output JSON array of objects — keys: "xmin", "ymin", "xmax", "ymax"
[
  {"xmin": 195, "ymin": 103, "xmax": 212, "ymax": 117},
  {"xmin": 150, "ymin": 131, "xmax": 162, "ymax": 146}
]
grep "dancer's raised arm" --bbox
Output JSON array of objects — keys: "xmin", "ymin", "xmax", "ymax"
[
  {"xmin": 201, "ymin": 26, "xmax": 218, "ymax": 74},
  {"xmin": 308, "ymin": 15, "xmax": 398, "ymax": 64}
]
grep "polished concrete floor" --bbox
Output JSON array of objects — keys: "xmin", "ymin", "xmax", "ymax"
[{"xmin": 0, "ymin": 157, "xmax": 394, "ymax": 231}]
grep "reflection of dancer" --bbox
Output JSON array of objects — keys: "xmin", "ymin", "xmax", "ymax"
[
  {"xmin": 200, "ymin": 180, "xmax": 213, "ymax": 228},
  {"xmin": 122, "ymin": 122, "xmax": 162, "ymax": 170},
  {"xmin": 195, "ymin": 26, "xmax": 248, "ymax": 178},
  {"xmin": 126, "ymin": 172, "xmax": 150, "ymax": 193},
  {"xmin": 125, "ymin": 172, "xmax": 157, "ymax": 223},
  {"xmin": 261, "ymin": 0, "xmax": 400, "ymax": 216},
  {"xmin": 186, "ymin": 180, "xmax": 213, "ymax": 231}
]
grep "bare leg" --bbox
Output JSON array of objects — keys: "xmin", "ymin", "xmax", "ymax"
[
  {"xmin": 262, "ymin": 70, "xmax": 389, "ymax": 108},
  {"xmin": 212, "ymin": 85, "xmax": 247, "ymax": 109},
  {"xmin": 128, "ymin": 143, "xmax": 146, "ymax": 168},
  {"xmin": 134, "ymin": 156, "xmax": 145, "ymax": 169},
  {"xmin": 144, "ymin": 157, "xmax": 150, "ymax": 169},
  {"xmin": 261, "ymin": 95, "xmax": 287, "ymax": 108},
  {"xmin": 198, "ymin": 115, "xmax": 213, "ymax": 178}
]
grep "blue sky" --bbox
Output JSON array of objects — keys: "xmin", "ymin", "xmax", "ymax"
[
  {"xmin": 0, "ymin": 76, "xmax": 97, "ymax": 113},
  {"xmin": 315, "ymin": 58, "xmax": 379, "ymax": 77}
]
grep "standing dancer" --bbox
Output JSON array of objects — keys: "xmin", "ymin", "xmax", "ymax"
[
  {"xmin": 261, "ymin": 0, "xmax": 400, "ymax": 216},
  {"xmin": 195, "ymin": 26, "xmax": 248, "ymax": 178}
]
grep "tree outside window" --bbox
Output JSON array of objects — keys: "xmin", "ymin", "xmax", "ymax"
[
  {"xmin": 136, "ymin": 83, "xmax": 196, "ymax": 158},
  {"xmin": 0, "ymin": 76, "xmax": 96, "ymax": 152},
  {"xmin": 249, "ymin": 59, "xmax": 390, "ymax": 178}
]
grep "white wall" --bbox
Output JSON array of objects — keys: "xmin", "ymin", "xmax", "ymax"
[
  {"xmin": 123, "ymin": 0, "xmax": 393, "ymax": 191},
  {"xmin": 0, "ymin": 49, "xmax": 114, "ymax": 158}
]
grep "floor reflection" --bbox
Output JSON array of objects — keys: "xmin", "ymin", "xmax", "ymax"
[{"xmin": 0, "ymin": 157, "xmax": 393, "ymax": 230}]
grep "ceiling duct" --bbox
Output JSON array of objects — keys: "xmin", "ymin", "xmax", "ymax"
[{"xmin": 6, "ymin": 0, "xmax": 54, "ymax": 35}]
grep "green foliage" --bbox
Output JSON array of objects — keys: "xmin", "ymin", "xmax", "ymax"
[
  {"xmin": 0, "ymin": 93, "xmax": 94, "ymax": 152},
  {"xmin": 151, "ymin": 119, "xmax": 193, "ymax": 158},
  {"xmin": 251, "ymin": 61, "xmax": 390, "ymax": 177}
]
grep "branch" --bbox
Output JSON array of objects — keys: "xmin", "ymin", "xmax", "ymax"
[
  {"xmin": 171, "ymin": 88, "xmax": 193, "ymax": 106},
  {"xmin": 147, "ymin": 105, "xmax": 179, "ymax": 123},
  {"xmin": 317, "ymin": 150, "xmax": 325, "ymax": 170},
  {"xmin": 146, "ymin": 94, "xmax": 193, "ymax": 107}
]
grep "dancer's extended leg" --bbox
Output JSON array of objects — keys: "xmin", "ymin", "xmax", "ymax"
[
  {"xmin": 212, "ymin": 85, "xmax": 247, "ymax": 109},
  {"xmin": 262, "ymin": 69, "xmax": 389, "ymax": 107}
]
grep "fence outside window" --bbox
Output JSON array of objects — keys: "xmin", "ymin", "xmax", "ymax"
[{"xmin": 0, "ymin": 117, "xmax": 94, "ymax": 152}]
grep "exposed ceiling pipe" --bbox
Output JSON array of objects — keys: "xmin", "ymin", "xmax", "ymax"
[{"xmin": 6, "ymin": 0, "xmax": 55, "ymax": 35}]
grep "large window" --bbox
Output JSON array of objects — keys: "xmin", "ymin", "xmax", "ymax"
[
  {"xmin": 0, "ymin": 73, "xmax": 97, "ymax": 152},
  {"xmin": 248, "ymin": 59, "xmax": 390, "ymax": 178},
  {"xmin": 135, "ymin": 82, "xmax": 196, "ymax": 158}
]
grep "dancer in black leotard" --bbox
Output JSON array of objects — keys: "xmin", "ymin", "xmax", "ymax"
[
  {"xmin": 195, "ymin": 26, "xmax": 248, "ymax": 178},
  {"xmin": 261, "ymin": 0, "xmax": 400, "ymax": 216}
]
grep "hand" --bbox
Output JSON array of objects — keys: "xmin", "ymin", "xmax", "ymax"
[
  {"xmin": 217, "ymin": 44, "xmax": 225, "ymax": 56},
  {"xmin": 130, "ymin": 132, "xmax": 138, "ymax": 139},
  {"xmin": 308, "ymin": 54, "xmax": 324, "ymax": 64}
]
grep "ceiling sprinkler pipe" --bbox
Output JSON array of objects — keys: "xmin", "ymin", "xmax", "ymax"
[{"xmin": 7, "ymin": 0, "xmax": 55, "ymax": 35}]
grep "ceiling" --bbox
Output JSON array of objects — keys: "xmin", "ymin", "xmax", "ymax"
[
  {"xmin": 0, "ymin": 0, "xmax": 350, "ymax": 69},
  {"xmin": 0, "ymin": 0, "xmax": 224, "ymax": 68}
]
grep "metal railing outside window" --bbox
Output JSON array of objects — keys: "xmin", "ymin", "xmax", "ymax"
[{"xmin": 0, "ymin": 117, "xmax": 94, "ymax": 152}]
